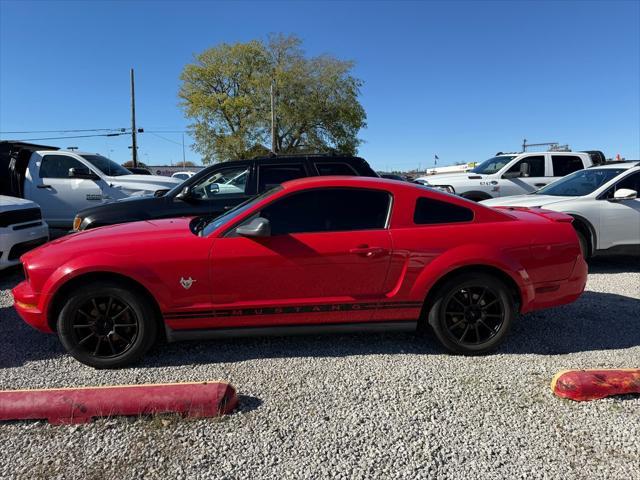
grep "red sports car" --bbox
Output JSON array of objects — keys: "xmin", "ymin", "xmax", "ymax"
[{"xmin": 13, "ymin": 177, "xmax": 587, "ymax": 368}]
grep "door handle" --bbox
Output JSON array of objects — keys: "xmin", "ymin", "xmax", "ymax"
[
  {"xmin": 534, "ymin": 183, "xmax": 547, "ymax": 187},
  {"xmin": 37, "ymin": 184, "xmax": 52, "ymax": 189},
  {"xmin": 349, "ymin": 245, "xmax": 388, "ymax": 257}
]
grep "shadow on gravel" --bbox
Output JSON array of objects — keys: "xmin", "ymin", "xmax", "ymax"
[
  {"xmin": 588, "ymin": 255, "xmax": 640, "ymax": 274},
  {"xmin": 236, "ymin": 395, "xmax": 264, "ymax": 413}
]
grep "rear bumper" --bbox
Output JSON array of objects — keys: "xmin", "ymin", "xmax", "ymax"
[
  {"xmin": 12, "ymin": 280, "xmax": 52, "ymax": 333},
  {"xmin": 521, "ymin": 254, "xmax": 588, "ymax": 313}
]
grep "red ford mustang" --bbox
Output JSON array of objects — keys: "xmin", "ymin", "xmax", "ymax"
[{"xmin": 13, "ymin": 177, "xmax": 587, "ymax": 368}]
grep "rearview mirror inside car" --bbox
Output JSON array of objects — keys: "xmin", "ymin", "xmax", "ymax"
[
  {"xmin": 612, "ymin": 188, "xmax": 637, "ymax": 201},
  {"xmin": 236, "ymin": 217, "xmax": 271, "ymax": 238},
  {"xmin": 68, "ymin": 167, "xmax": 99, "ymax": 180}
]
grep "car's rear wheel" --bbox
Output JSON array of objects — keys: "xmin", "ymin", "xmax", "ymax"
[
  {"xmin": 427, "ymin": 274, "xmax": 515, "ymax": 354},
  {"xmin": 576, "ymin": 230, "xmax": 589, "ymax": 259},
  {"xmin": 57, "ymin": 282, "xmax": 157, "ymax": 368}
]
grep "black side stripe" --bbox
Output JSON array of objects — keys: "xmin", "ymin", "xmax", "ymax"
[{"xmin": 164, "ymin": 301, "xmax": 423, "ymax": 320}]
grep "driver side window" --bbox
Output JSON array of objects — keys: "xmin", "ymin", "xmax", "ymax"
[
  {"xmin": 506, "ymin": 156, "xmax": 545, "ymax": 177},
  {"xmin": 606, "ymin": 172, "xmax": 640, "ymax": 198},
  {"xmin": 40, "ymin": 155, "xmax": 85, "ymax": 179},
  {"xmin": 190, "ymin": 165, "xmax": 249, "ymax": 200}
]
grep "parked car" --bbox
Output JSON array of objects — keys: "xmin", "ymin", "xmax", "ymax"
[
  {"xmin": 14, "ymin": 176, "xmax": 587, "ymax": 368},
  {"xmin": 72, "ymin": 154, "xmax": 379, "ymax": 231},
  {"xmin": 0, "ymin": 141, "xmax": 181, "ymax": 229},
  {"xmin": 482, "ymin": 161, "xmax": 640, "ymax": 258},
  {"xmin": 416, "ymin": 150, "xmax": 605, "ymax": 201},
  {"xmin": 379, "ymin": 173, "xmax": 408, "ymax": 181},
  {"xmin": 0, "ymin": 196, "xmax": 49, "ymax": 271},
  {"xmin": 171, "ymin": 171, "xmax": 196, "ymax": 180},
  {"xmin": 127, "ymin": 167, "xmax": 152, "ymax": 175}
]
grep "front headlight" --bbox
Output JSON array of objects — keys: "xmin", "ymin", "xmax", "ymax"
[{"xmin": 72, "ymin": 215, "xmax": 82, "ymax": 231}]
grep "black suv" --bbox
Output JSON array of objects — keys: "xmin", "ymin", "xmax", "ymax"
[{"xmin": 73, "ymin": 154, "xmax": 378, "ymax": 231}]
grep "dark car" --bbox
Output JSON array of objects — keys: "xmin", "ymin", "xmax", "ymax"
[
  {"xmin": 127, "ymin": 167, "xmax": 152, "ymax": 175},
  {"xmin": 73, "ymin": 154, "xmax": 378, "ymax": 231}
]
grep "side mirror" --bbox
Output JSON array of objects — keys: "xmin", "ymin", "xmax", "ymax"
[
  {"xmin": 208, "ymin": 183, "xmax": 220, "ymax": 194},
  {"xmin": 176, "ymin": 186, "xmax": 191, "ymax": 200},
  {"xmin": 612, "ymin": 188, "xmax": 637, "ymax": 201},
  {"xmin": 519, "ymin": 162, "xmax": 530, "ymax": 177},
  {"xmin": 236, "ymin": 217, "xmax": 271, "ymax": 238},
  {"xmin": 68, "ymin": 167, "xmax": 99, "ymax": 180}
]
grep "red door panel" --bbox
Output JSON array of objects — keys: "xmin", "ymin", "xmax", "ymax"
[{"xmin": 167, "ymin": 230, "xmax": 393, "ymax": 330}]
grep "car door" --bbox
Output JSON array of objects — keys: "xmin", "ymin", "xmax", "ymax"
[
  {"xmin": 598, "ymin": 171, "xmax": 640, "ymax": 249},
  {"xmin": 207, "ymin": 187, "xmax": 394, "ymax": 329},
  {"xmin": 32, "ymin": 154, "xmax": 103, "ymax": 227},
  {"xmin": 500, "ymin": 155, "xmax": 547, "ymax": 196}
]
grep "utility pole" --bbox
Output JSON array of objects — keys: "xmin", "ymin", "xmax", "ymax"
[
  {"xmin": 130, "ymin": 68, "xmax": 138, "ymax": 167},
  {"xmin": 270, "ymin": 79, "xmax": 277, "ymax": 154},
  {"xmin": 182, "ymin": 133, "xmax": 186, "ymax": 167}
]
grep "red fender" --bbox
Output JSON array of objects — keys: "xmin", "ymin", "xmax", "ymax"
[
  {"xmin": 0, "ymin": 381, "xmax": 238, "ymax": 424},
  {"xmin": 551, "ymin": 369, "xmax": 640, "ymax": 401}
]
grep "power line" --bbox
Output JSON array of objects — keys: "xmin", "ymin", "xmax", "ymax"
[
  {"xmin": 0, "ymin": 128, "xmax": 127, "ymax": 134},
  {"xmin": 148, "ymin": 131, "xmax": 183, "ymax": 146},
  {"xmin": 4, "ymin": 132, "xmax": 130, "ymax": 141}
]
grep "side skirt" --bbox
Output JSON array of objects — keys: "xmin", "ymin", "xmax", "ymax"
[{"xmin": 166, "ymin": 321, "xmax": 418, "ymax": 343}]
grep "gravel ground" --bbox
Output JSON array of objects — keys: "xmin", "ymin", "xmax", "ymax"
[{"xmin": 0, "ymin": 257, "xmax": 638, "ymax": 480}]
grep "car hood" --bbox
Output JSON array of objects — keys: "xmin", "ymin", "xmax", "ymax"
[
  {"xmin": 106, "ymin": 174, "xmax": 181, "ymax": 193},
  {"xmin": 0, "ymin": 195, "xmax": 40, "ymax": 212},
  {"xmin": 481, "ymin": 194, "xmax": 576, "ymax": 208},
  {"xmin": 23, "ymin": 217, "xmax": 194, "ymax": 267}
]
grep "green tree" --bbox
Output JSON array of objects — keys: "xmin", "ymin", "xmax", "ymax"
[{"xmin": 179, "ymin": 34, "xmax": 366, "ymax": 164}]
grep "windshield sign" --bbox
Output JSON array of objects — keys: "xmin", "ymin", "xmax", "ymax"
[
  {"xmin": 536, "ymin": 168, "xmax": 626, "ymax": 196},
  {"xmin": 471, "ymin": 156, "xmax": 516, "ymax": 175},
  {"xmin": 81, "ymin": 155, "xmax": 132, "ymax": 177}
]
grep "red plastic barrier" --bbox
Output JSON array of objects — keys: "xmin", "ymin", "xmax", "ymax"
[
  {"xmin": 0, "ymin": 381, "xmax": 238, "ymax": 424},
  {"xmin": 551, "ymin": 369, "xmax": 640, "ymax": 401}
]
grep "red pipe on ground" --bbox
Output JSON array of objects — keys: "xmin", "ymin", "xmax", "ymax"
[
  {"xmin": 0, "ymin": 381, "xmax": 238, "ymax": 424},
  {"xmin": 551, "ymin": 369, "xmax": 640, "ymax": 401}
]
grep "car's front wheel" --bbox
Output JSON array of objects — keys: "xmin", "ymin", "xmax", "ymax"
[
  {"xmin": 427, "ymin": 273, "xmax": 515, "ymax": 354},
  {"xmin": 57, "ymin": 282, "xmax": 157, "ymax": 368}
]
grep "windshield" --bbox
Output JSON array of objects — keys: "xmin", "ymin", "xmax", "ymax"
[
  {"xmin": 198, "ymin": 186, "xmax": 283, "ymax": 237},
  {"xmin": 536, "ymin": 168, "xmax": 626, "ymax": 196},
  {"xmin": 81, "ymin": 154, "xmax": 132, "ymax": 177},
  {"xmin": 471, "ymin": 156, "xmax": 516, "ymax": 175}
]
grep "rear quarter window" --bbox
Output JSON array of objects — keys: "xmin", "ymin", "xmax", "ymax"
[{"xmin": 414, "ymin": 197, "xmax": 474, "ymax": 224}]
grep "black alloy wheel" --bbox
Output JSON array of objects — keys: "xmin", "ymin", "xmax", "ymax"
[
  {"xmin": 442, "ymin": 286, "xmax": 504, "ymax": 346},
  {"xmin": 71, "ymin": 295, "xmax": 139, "ymax": 358},
  {"xmin": 427, "ymin": 273, "xmax": 515, "ymax": 354},
  {"xmin": 57, "ymin": 282, "xmax": 157, "ymax": 368}
]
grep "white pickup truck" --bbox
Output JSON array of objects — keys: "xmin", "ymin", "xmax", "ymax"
[
  {"xmin": 416, "ymin": 150, "xmax": 605, "ymax": 201},
  {"xmin": 0, "ymin": 141, "xmax": 181, "ymax": 228}
]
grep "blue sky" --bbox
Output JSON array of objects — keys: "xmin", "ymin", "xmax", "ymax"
[{"xmin": 1, "ymin": 0, "xmax": 638, "ymax": 170}]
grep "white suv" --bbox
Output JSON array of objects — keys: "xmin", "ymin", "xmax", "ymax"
[{"xmin": 482, "ymin": 162, "xmax": 640, "ymax": 258}]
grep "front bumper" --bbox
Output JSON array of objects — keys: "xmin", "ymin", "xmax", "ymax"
[
  {"xmin": 0, "ymin": 222, "xmax": 49, "ymax": 270},
  {"xmin": 12, "ymin": 280, "xmax": 52, "ymax": 333}
]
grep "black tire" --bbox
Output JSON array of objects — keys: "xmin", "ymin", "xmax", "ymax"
[
  {"xmin": 427, "ymin": 273, "xmax": 515, "ymax": 355},
  {"xmin": 57, "ymin": 281, "xmax": 158, "ymax": 368},
  {"xmin": 576, "ymin": 229, "xmax": 589, "ymax": 259}
]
